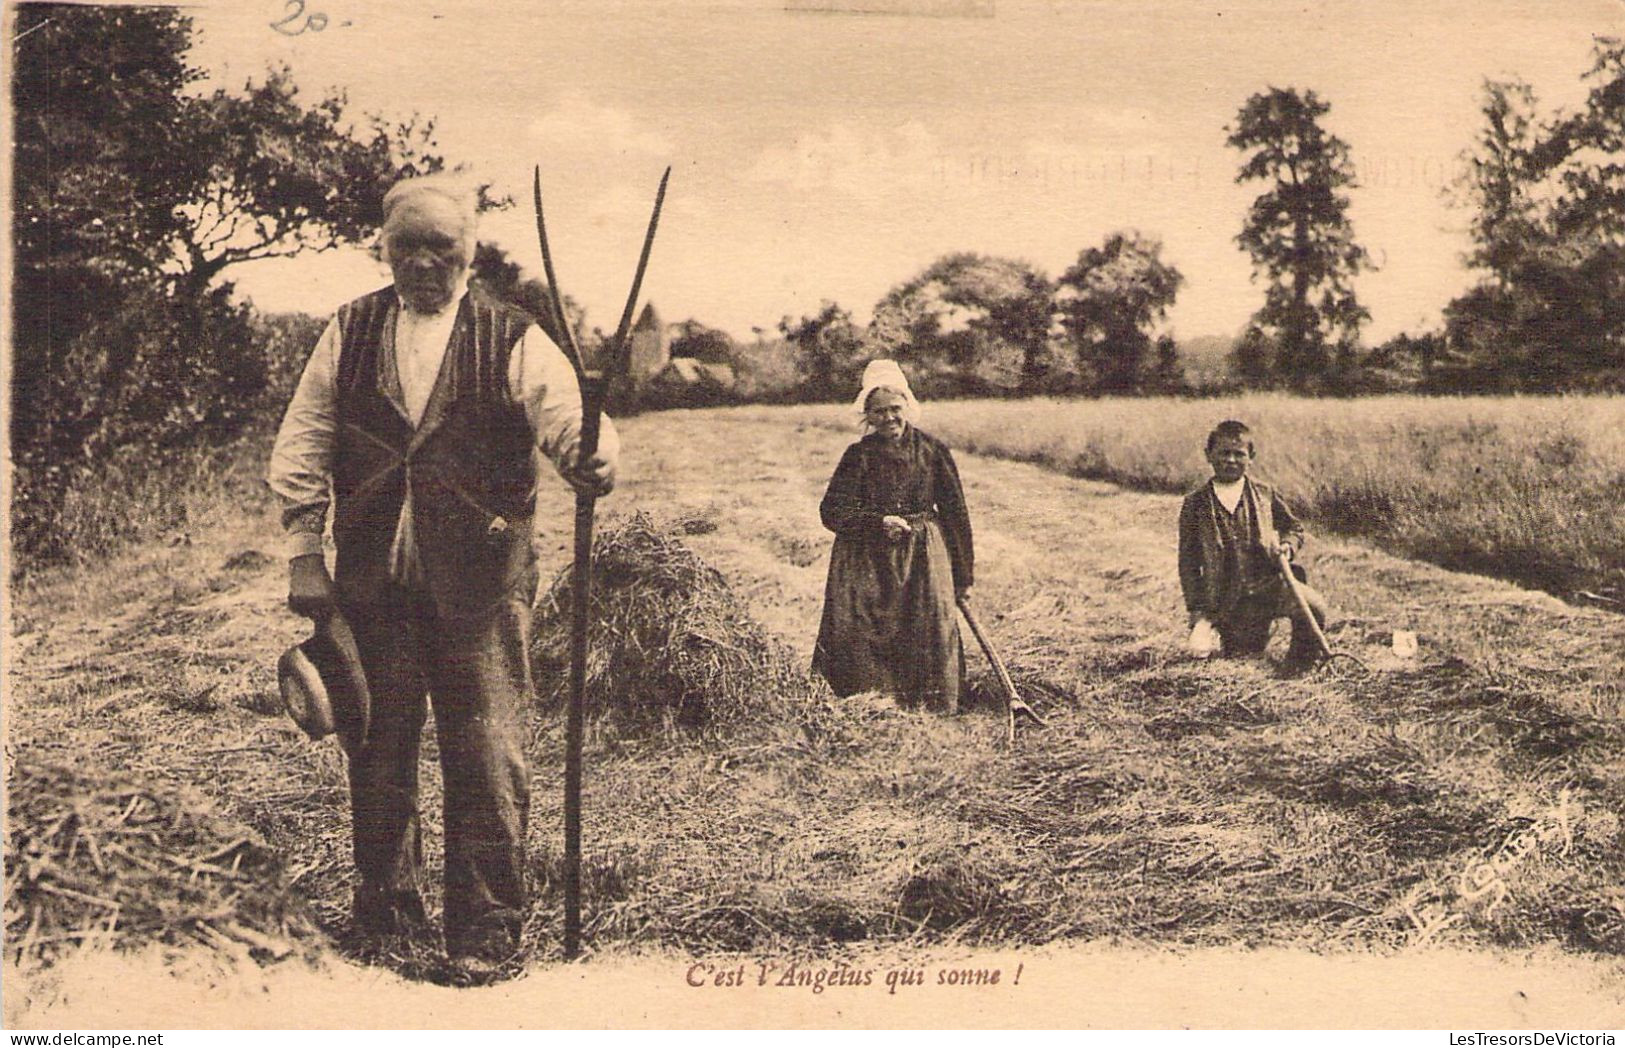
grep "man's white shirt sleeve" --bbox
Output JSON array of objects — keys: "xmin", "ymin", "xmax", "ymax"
[
  {"xmin": 509, "ymin": 325, "xmax": 620, "ymax": 476},
  {"xmin": 266, "ymin": 319, "xmax": 340, "ymax": 559}
]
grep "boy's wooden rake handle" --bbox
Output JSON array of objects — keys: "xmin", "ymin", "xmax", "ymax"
[
  {"xmin": 1276, "ymin": 551, "xmax": 1334, "ymax": 659},
  {"xmin": 957, "ymin": 596, "xmax": 1047, "ymax": 744}
]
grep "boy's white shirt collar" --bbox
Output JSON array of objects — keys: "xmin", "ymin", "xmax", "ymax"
[{"xmin": 1210, "ymin": 476, "xmax": 1246, "ymax": 513}]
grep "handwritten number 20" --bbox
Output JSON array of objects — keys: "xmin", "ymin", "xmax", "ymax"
[{"xmin": 271, "ymin": 0, "xmax": 328, "ymax": 35}]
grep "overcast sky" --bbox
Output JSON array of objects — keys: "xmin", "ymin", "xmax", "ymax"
[{"xmin": 188, "ymin": 0, "xmax": 1622, "ymax": 343}]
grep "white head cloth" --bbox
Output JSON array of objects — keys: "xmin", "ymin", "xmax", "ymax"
[{"xmin": 853, "ymin": 359, "xmax": 922, "ymax": 432}]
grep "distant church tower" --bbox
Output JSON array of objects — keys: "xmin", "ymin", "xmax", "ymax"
[{"xmin": 627, "ymin": 302, "xmax": 670, "ymax": 390}]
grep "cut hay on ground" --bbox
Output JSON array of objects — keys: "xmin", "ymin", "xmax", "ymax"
[
  {"xmin": 529, "ymin": 512, "xmax": 825, "ymax": 731},
  {"xmin": 9, "ymin": 406, "xmax": 1625, "ymax": 986},
  {"xmin": 4, "ymin": 760, "xmax": 321, "ymax": 971}
]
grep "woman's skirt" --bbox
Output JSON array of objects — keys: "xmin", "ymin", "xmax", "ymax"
[{"xmin": 812, "ymin": 517, "xmax": 964, "ymax": 712}]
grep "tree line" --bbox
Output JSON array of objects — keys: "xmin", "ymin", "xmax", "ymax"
[
  {"xmin": 10, "ymin": 6, "xmax": 1621, "ymax": 562},
  {"xmin": 1431, "ymin": 39, "xmax": 1625, "ymax": 391},
  {"xmin": 660, "ymin": 39, "xmax": 1624, "ymax": 404}
]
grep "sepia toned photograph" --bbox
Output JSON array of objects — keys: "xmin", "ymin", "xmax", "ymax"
[{"xmin": 4, "ymin": 0, "xmax": 1624, "ymax": 1031}]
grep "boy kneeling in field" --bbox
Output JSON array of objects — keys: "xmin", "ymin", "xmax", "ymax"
[{"xmin": 1179, "ymin": 420, "xmax": 1329, "ymax": 669}]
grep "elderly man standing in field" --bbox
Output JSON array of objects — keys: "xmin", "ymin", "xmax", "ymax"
[{"xmin": 267, "ymin": 174, "xmax": 618, "ymax": 975}]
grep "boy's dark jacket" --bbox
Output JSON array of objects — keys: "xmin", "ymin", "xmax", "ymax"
[{"xmin": 1178, "ymin": 478, "xmax": 1305, "ymax": 619}]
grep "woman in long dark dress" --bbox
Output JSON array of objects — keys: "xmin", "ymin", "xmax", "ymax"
[{"xmin": 812, "ymin": 362, "xmax": 973, "ymax": 712}]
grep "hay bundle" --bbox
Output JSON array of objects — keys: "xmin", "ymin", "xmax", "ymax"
[
  {"xmin": 529, "ymin": 513, "xmax": 818, "ymax": 730},
  {"xmin": 5, "ymin": 760, "xmax": 319, "ymax": 969}
]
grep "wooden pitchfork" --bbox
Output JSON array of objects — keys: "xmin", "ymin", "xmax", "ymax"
[
  {"xmin": 534, "ymin": 164, "xmax": 670, "ymax": 960},
  {"xmin": 957, "ymin": 596, "xmax": 1047, "ymax": 745}
]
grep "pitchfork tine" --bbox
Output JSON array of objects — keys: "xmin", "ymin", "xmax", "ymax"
[
  {"xmin": 608, "ymin": 166, "xmax": 672, "ymax": 375},
  {"xmin": 533, "ymin": 166, "xmax": 584, "ymax": 371}
]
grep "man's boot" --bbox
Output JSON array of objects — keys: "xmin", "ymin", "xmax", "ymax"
[{"xmin": 354, "ymin": 883, "xmax": 427, "ymax": 939}]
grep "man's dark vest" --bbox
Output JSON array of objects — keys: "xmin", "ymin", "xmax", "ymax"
[{"xmin": 332, "ymin": 286, "xmax": 538, "ymax": 618}]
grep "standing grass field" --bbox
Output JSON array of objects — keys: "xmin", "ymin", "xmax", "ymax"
[{"xmin": 744, "ymin": 394, "xmax": 1625, "ymax": 604}]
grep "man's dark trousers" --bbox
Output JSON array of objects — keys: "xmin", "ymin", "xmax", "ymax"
[{"xmin": 343, "ymin": 583, "xmax": 533, "ymax": 959}]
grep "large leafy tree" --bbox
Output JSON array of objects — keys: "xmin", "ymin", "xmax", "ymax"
[
  {"xmin": 1434, "ymin": 79, "xmax": 1552, "ymax": 388},
  {"xmin": 1227, "ymin": 87, "xmax": 1371, "ymax": 383},
  {"xmin": 868, "ymin": 253, "xmax": 1057, "ymax": 396},
  {"xmin": 12, "ymin": 6, "xmax": 479, "ymax": 461},
  {"xmin": 1549, "ymin": 38, "xmax": 1625, "ymax": 249},
  {"xmin": 1443, "ymin": 39, "xmax": 1625, "ymax": 389},
  {"xmin": 172, "ymin": 67, "xmax": 478, "ymax": 297},
  {"xmin": 10, "ymin": 4, "xmax": 483, "ymax": 561},
  {"xmin": 778, "ymin": 301, "xmax": 868, "ymax": 399},
  {"xmin": 1457, "ymin": 80, "xmax": 1545, "ymax": 285},
  {"xmin": 1551, "ymin": 37, "xmax": 1625, "ymax": 380},
  {"xmin": 1055, "ymin": 231, "xmax": 1184, "ymax": 393},
  {"xmin": 11, "ymin": 6, "xmax": 200, "ymax": 422}
]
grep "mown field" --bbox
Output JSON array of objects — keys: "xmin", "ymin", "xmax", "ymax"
[
  {"xmin": 740, "ymin": 394, "xmax": 1625, "ymax": 605},
  {"xmin": 6, "ymin": 401, "xmax": 1625, "ymax": 1021}
]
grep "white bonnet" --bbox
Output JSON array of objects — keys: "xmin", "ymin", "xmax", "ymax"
[{"xmin": 852, "ymin": 359, "xmax": 922, "ymax": 431}]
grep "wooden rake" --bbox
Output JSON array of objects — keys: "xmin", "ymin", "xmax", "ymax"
[
  {"xmin": 1275, "ymin": 551, "xmax": 1367, "ymax": 675},
  {"xmin": 534, "ymin": 164, "xmax": 670, "ymax": 960},
  {"xmin": 957, "ymin": 595, "xmax": 1047, "ymax": 745}
]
